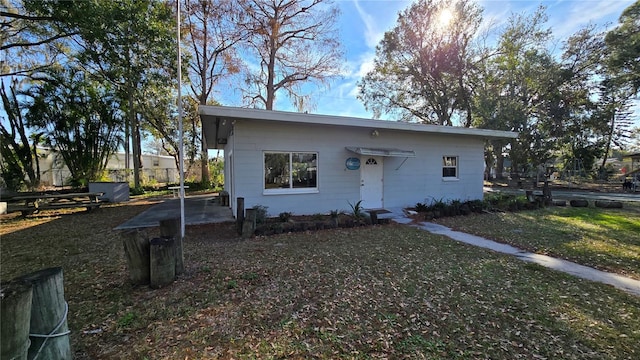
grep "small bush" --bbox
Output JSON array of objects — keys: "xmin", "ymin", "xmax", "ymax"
[
  {"xmin": 431, "ymin": 198, "xmax": 446, "ymax": 210},
  {"xmin": 415, "ymin": 202, "xmax": 429, "ymax": 212},
  {"xmin": 253, "ymin": 205, "xmax": 269, "ymax": 224},
  {"xmin": 348, "ymin": 200, "xmax": 364, "ymax": 219},
  {"xmin": 278, "ymin": 211, "xmax": 292, "ymax": 222},
  {"xmin": 130, "ymin": 186, "xmax": 145, "ymax": 196}
]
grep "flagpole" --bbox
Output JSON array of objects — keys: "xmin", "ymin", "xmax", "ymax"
[{"xmin": 177, "ymin": 0, "xmax": 185, "ymax": 239}]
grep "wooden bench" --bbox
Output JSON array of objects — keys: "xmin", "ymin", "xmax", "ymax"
[
  {"xmin": 7, "ymin": 192, "xmax": 103, "ymax": 216},
  {"xmin": 167, "ymin": 186, "xmax": 189, "ymax": 198}
]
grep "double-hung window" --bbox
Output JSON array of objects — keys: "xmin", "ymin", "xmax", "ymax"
[
  {"xmin": 264, "ymin": 152, "xmax": 318, "ymax": 194},
  {"xmin": 442, "ymin": 156, "xmax": 458, "ymax": 179}
]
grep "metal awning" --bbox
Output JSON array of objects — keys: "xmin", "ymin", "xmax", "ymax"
[{"xmin": 346, "ymin": 147, "xmax": 416, "ymax": 158}]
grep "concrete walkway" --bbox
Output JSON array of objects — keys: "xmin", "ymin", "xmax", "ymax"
[{"xmin": 381, "ymin": 207, "xmax": 640, "ymax": 297}]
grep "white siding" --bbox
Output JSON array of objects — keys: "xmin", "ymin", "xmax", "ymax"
[{"xmin": 229, "ymin": 119, "xmax": 486, "ymax": 216}]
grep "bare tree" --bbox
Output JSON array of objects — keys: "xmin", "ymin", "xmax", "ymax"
[
  {"xmin": 182, "ymin": 0, "xmax": 244, "ymax": 185},
  {"xmin": 239, "ymin": 0, "xmax": 342, "ymax": 110}
]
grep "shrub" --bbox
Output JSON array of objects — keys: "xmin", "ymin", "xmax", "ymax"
[
  {"xmin": 348, "ymin": 200, "xmax": 364, "ymax": 219},
  {"xmin": 431, "ymin": 198, "xmax": 446, "ymax": 210},
  {"xmin": 415, "ymin": 202, "xmax": 429, "ymax": 212},
  {"xmin": 130, "ymin": 186, "xmax": 145, "ymax": 196},
  {"xmin": 253, "ymin": 205, "xmax": 269, "ymax": 224},
  {"xmin": 278, "ymin": 211, "xmax": 292, "ymax": 222}
]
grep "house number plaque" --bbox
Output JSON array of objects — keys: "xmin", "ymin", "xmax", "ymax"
[{"xmin": 345, "ymin": 157, "xmax": 360, "ymax": 170}]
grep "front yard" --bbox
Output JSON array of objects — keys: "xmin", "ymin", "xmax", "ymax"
[
  {"xmin": 433, "ymin": 203, "xmax": 640, "ymax": 280},
  {"xmin": 1, "ymin": 202, "xmax": 639, "ymax": 359}
]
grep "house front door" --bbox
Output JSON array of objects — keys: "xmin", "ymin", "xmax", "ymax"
[{"xmin": 360, "ymin": 156, "xmax": 383, "ymax": 209}]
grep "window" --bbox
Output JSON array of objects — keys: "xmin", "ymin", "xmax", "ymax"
[
  {"xmin": 264, "ymin": 152, "xmax": 317, "ymax": 193},
  {"xmin": 442, "ymin": 156, "xmax": 458, "ymax": 178}
]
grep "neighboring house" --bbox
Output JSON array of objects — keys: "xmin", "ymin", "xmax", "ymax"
[
  {"xmin": 38, "ymin": 148, "xmax": 178, "ymax": 187},
  {"xmin": 624, "ymin": 152, "xmax": 640, "ymax": 173},
  {"xmin": 199, "ymin": 106, "xmax": 518, "ymax": 216}
]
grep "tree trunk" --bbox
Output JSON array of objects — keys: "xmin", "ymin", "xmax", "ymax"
[
  {"xmin": 201, "ymin": 142, "xmax": 209, "ymax": 186},
  {"xmin": 17, "ymin": 267, "xmax": 71, "ymax": 360},
  {"xmin": 242, "ymin": 208, "xmax": 256, "ymax": 238},
  {"xmin": 1, "ymin": 279, "xmax": 33, "ymax": 360},
  {"xmin": 129, "ymin": 90, "xmax": 142, "ymax": 189},
  {"xmin": 122, "ymin": 230, "xmax": 151, "ymax": 285},
  {"xmin": 496, "ymin": 152, "xmax": 505, "ymax": 180},
  {"xmin": 124, "ymin": 108, "xmax": 130, "ymax": 181},
  {"xmin": 159, "ymin": 217, "xmax": 184, "ymax": 276},
  {"xmin": 150, "ymin": 237, "xmax": 176, "ymax": 289},
  {"xmin": 133, "ymin": 116, "xmax": 142, "ymax": 188},
  {"xmin": 600, "ymin": 111, "xmax": 615, "ymax": 173}
]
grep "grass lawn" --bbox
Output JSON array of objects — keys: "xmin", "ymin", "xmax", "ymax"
[
  {"xmin": 1, "ymin": 202, "xmax": 639, "ymax": 359},
  {"xmin": 433, "ymin": 202, "xmax": 640, "ymax": 280}
]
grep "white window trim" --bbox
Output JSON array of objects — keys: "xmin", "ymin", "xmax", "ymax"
[
  {"xmin": 442, "ymin": 155, "xmax": 459, "ymax": 181},
  {"xmin": 263, "ymin": 151, "xmax": 319, "ymax": 195}
]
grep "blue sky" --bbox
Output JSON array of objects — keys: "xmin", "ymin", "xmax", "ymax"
[{"xmin": 220, "ymin": 0, "xmax": 636, "ymax": 121}]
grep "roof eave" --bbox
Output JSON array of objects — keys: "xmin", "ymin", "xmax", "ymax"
[{"xmin": 199, "ymin": 105, "xmax": 518, "ymax": 143}]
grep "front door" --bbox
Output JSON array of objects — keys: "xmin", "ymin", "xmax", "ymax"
[{"xmin": 360, "ymin": 156, "xmax": 383, "ymax": 209}]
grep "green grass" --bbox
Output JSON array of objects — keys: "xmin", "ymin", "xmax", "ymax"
[
  {"xmin": 1, "ymin": 203, "xmax": 639, "ymax": 359},
  {"xmin": 434, "ymin": 203, "xmax": 640, "ymax": 279}
]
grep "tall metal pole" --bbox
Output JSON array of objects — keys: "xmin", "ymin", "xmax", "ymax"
[{"xmin": 177, "ymin": 0, "xmax": 185, "ymax": 239}]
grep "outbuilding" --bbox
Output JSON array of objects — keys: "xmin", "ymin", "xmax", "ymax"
[{"xmin": 199, "ymin": 106, "xmax": 517, "ymax": 216}]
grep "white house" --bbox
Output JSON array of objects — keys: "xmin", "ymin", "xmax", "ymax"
[
  {"xmin": 199, "ymin": 106, "xmax": 517, "ymax": 216},
  {"xmin": 37, "ymin": 148, "xmax": 178, "ymax": 187}
]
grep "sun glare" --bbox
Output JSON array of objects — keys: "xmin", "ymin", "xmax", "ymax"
[{"xmin": 437, "ymin": 8, "xmax": 454, "ymax": 29}]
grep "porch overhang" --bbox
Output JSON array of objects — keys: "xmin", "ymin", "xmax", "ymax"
[{"xmin": 346, "ymin": 147, "xmax": 416, "ymax": 158}]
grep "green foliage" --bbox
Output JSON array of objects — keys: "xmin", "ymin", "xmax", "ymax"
[
  {"xmin": 117, "ymin": 312, "xmax": 137, "ymax": 328},
  {"xmin": 415, "ymin": 202, "xmax": 429, "ymax": 212},
  {"xmin": 485, "ymin": 193, "xmax": 515, "ymax": 206},
  {"xmin": 348, "ymin": 200, "xmax": 364, "ymax": 219},
  {"xmin": 358, "ymin": 0, "xmax": 483, "ymax": 124},
  {"xmin": 226, "ymin": 280, "xmax": 238, "ymax": 289},
  {"xmin": 0, "ymin": 80, "xmax": 40, "ymax": 190},
  {"xmin": 278, "ymin": 212, "xmax": 292, "ymax": 222},
  {"xmin": 329, "ymin": 210, "xmax": 341, "ymax": 219},
  {"xmin": 209, "ymin": 157, "xmax": 224, "ymax": 190},
  {"xmin": 431, "ymin": 198, "xmax": 447, "ymax": 210},
  {"xmin": 26, "ymin": 66, "xmax": 123, "ymax": 185},
  {"xmin": 142, "ymin": 95, "xmax": 201, "ymax": 178},
  {"xmin": 241, "ymin": 272, "xmax": 259, "ymax": 282},
  {"xmin": 130, "ymin": 186, "xmax": 145, "ymax": 196},
  {"xmin": 183, "ymin": 181, "xmax": 208, "ymax": 191},
  {"xmin": 605, "ymin": 1, "xmax": 640, "ymax": 95},
  {"xmin": 253, "ymin": 205, "xmax": 269, "ymax": 224}
]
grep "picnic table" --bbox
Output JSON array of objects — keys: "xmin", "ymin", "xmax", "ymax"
[
  {"xmin": 7, "ymin": 192, "xmax": 103, "ymax": 216},
  {"xmin": 168, "ymin": 185, "xmax": 189, "ymax": 198}
]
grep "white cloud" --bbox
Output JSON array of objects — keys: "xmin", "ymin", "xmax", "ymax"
[
  {"xmin": 352, "ymin": 0, "xmax": 386, "ymax": 48},
  {"xmin": 550, "ymin": 0, "xmax": 632, "ymax": 39}
]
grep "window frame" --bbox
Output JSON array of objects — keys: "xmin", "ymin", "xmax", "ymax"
[
  {"xmin": 263, "ymin": 151, "xmax": 319, "ymax": 195},
  {"xmin": 442, "ymin": 155, "xmax": 459, "ymax": 180}
]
